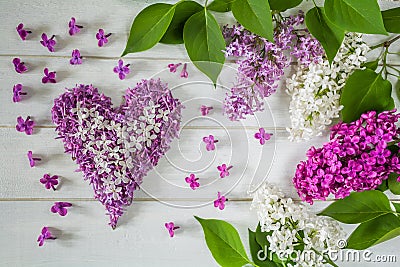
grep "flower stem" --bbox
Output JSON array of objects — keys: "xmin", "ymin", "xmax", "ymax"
[{"xmin": 370, "ymin": 35, "xmax": 400, "ymax": 50}]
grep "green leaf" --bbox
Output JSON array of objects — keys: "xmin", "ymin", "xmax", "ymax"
[
  {"xmin": 183, "ymin": 10, "xmax": 226, "ymax": 85},
  {"xmin": 388, "ymin": 173, "xmax": 400, "ymax": 195},
  {"xmin": 231, "ymin": 0, "xmax": 274, "ymax": 42},
  {"xmin": 363, "ymin": 60, "xmax": 379, "ymax": 71},
  {"xmin": 249, "ymin": 229, "xmax": 279, "ymax": 267},
  {"xmin": 122, "ymin": 3, "xmax": 176, "ymax": 55},
  {"xmin": 347, "ymin": 214, "xmax": 400, "ymax": 250},
  {"xmin": 305, "ymin": 7, "xmax": 345, "ymax": 63},
  {"xmin": 160, "ymin": 1, "xmax": 203, "ymax": 44},
  {"xmin": 340, "ymin": 69, "xmax": 394, "ymax": 123},
  {"xmin": 195, "ymin": 216, "xmax": 251, "ymax": 267},
  {"xmin": 318, "ymin": 190, "xmax": 393, "ymax": 224},
  {"xmin": 324, "ymin": 0, "xmax": 387, "ymax": 35},
  {"xmin": 268, "ymin": 0, "xmax": 302, "ymax": 11},
  {"xmin": 255, "ymin": 223, "xmax": 269, "ymax": 248},
  {"xmin": 207, "ymin": 0, "xmax": 236, "ymax": 12},
  {"xmin": 376, "ymin": 179, "xmax": 388, "ymax": 192},
  {"xmin": 393, "ymin": 202, "xmax": 400, "ymax": 213},
  {"xmin": 382, "ymin": 7, "xmax": 400, "ymax": 33}
]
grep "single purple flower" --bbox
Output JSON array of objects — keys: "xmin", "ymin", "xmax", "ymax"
[
  {"xmin": 16, "ymin": 116, "xmax": 34, "ymax": 135},
  {"xmin": 254, "ymin": 128, "xmax": 272, "ymax": 145},
  {"xmin": 40, "ymin": 174, "xmax": 59, "ymax": 190},
  {"xmin": 68, "ymin": 17, "xmax": 83, "ymax": 36},
  {"xmin": 40, "ymin": 33, "xmax": 56, "ymax": 52},
  {"xmin": 51, "ymin": 202, "xmax": 72, "ymax": 216},
  {"xmin": 200, "ymin": 105, "xmax": 213, "ymax": 116},
  {"xmin": 96, "ymin": 29, "xmax": 111, "ymax": 47},
  {"xmin": 203, "ymin": 135, "xmax": 218, "ymax": 151},
  {"xmin": 37, "ymin": 227, "xmax": 56, "ymax": 246},
  {"xmin": 168, "ymin": 63, "xmax": 182, "ymax": 73},
  {"xmin": 12, "ymin": 58, "xmax": 27, "ymax": 74},
  {"xmin": 42, "ymin": 68, "xmax": 57, "ymax": 83},
  {"xmin": 113, "ymin": 59, "xmax": 130, "ymax": 80},
  {"xmin": 165, "ymin": 222, "xmax": 180, "ymax": 237},
  {"xmin": 214, "ymin": 192, "xmax": 227, "ymax": 210},
  {"xmin": 185, "ymin": 174, "xmax": 200, "ymax": 190},
  {"xmin": 13, "ymin": 84, "xmax": 27, "ymax": 102},
  {"xmin": 27, "ymin": 151, "xmax": 41, "ymax": 167},
  {"xmin": 70, "ymin": 49, "xmax": 82, "ymax": 65},
  {"xmin": 217, "ymin": 164, "xmax": 233, "ymax": 178},
  {"xmin": 16, "ymin": 23, "xmax": 31, "ymax": 40},
  {"xmin": 180, "ymin": 63, "xmax": 188, "ymax": 78}
]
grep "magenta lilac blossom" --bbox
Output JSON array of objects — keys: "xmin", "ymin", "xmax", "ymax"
[
  {"xmin": 40, "ymin": 33, "xmax": 56, "ymax": 52},
  {"xmin": 27, "ymin": 151, "xmax": 41, "ymax": 167},
  {"xmin": 70, "ymin": 49, "xmax": 82, "ymax": 65},
  {"xmin": 217, "ymin": 164, "xmax": 232, "ymax": 178},
  {"xmin": 165, "ymin": 222, "xmax": 180, "ymax": 237},
  {"xmin": 68, "ymin": 17, "xmax": 83, "ymax": 36},
  {"xmin": 254, "ymin": 128, "xmax": 272, "ymax": 145},
  {"xmin": 214, "ymin": 192, "xmax": 227, "ymax": 210},
  {"xmin": 180, "ymin": 63, "xmax": 188, "ymax": 78},
  {"xmin": 40, "ymin": 174, "xmax": 59, "ymax": 190},
  {"xmin": 168, "ymin": 63, "xmax": 182, "ymax": 73},
  {"xmin": 200, "ymin": 105, "xmax": 213, "ymax": 116},
  {"xmin": 12, "ymin": 58, "xmax": 27, "ymax": 74},
  {"xmin": 185, "ymin": 174, "xmax": 200, "ymax": 190},
  {"xmin": 37, "ymin": 227, "xmax": 56, "ymax": 246},
  {"xmin": 203, "ymin": 135, "xmax": 218, "ymax": 151},
  {"xmin": 113, "ymin": 59, "xmax": 130, "ymax": 80},
  {"xmin": 16, "ymin": 116, "xmax": 34, "ymax": 135},
  {"xmin": 293, "ymin": 110, "xmax": 400, "ymax": 204},
  {"xmin": 96, "ymin": 29, "xmax": 111, "ymax": 47},
  {"xmin": 52, "ymin": 80, "xmax": 183, "ymax": 228},
  {"xmin": 51, "ymin": 202, "xmax": 72, "ymax": 216},
  {"xmin": 13, "ymin": 84, "xmax": 27, "ymax": 102},
  {"xmin": 16, "ymin": 23, "xmax": 31, "ymax": 40},
  {"xmin": 42, "ymin": 68, "xmax": 57, "ymax": 83}
]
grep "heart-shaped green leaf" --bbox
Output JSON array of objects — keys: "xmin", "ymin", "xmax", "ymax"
[
  {"xmin": 160, "ymin": 1, "xmax": 203, "ymax": 44},
  {"xmin": 183, "ymin": 10, "xmax": 226, "ymax": 85},
  {"xmin": 195, "ymin": 216, "xmax": 251, "ymax": 267},
  {"xmin": 318, "ymin": 190, "xmax": 393, "ymax": 224},
  {"xmin": 122, "ymin": 3, "xmax": 176, "ymax": 55},
  {"xmin": 382, "ymin": 7, "xmax": 400, "ymax": 33},
  {"xmin": 207, "ymin": 0, "xmax": 236, "ymax": 12},
  {"xmin": 268, "ymin": 0, "xmax": 302, "ymax": 11},
  {"xmin": 231, "ymin": 0, "xmax": 274, "ymax": 42},
  {"xmin": 305, "ymin": 6, "xmax": 345, "ymax": 63},
  {"xmin": 388, "ymin": 173, "xmax": 400, "ymax": 195},
  {"xmin": 340, "ymin": 69, "xmax": 394, "ymax": 123},
  {"xmin": 347, "ymin": 214, "xmax": 400, "ymax": 250},
  {"xmin": 324, "ymin": 0, "xmax": 387, "ymax": 35}
]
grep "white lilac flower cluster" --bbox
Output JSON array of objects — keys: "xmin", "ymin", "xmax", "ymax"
[
  {"xmin": 251, "ymin": 183, "xmax": 345, "ymax": 267},
  {"xmin": 286, "ymin": 33, "xmax": 369, "ymax": 141}
]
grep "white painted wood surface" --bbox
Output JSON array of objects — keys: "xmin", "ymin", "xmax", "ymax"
[{"xmin": 0, "ymin": 0, "xmax": 399, "ymax": 266}]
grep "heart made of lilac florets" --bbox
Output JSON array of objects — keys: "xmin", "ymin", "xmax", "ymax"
[{"xmin": 52, "ymin": 79, "xmax": 183, "ymax": 228}]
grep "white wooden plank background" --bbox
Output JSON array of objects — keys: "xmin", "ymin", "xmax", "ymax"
[{"xmin": 0, "ymin": 0, "xmax": 399, "ymax": 266}]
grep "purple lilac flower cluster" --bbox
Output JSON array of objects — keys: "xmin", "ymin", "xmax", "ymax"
[
  {"xmin": 52, "ymin": 80, "xmax": 183, "ymax": 228},
  {"xmin": 293, "ymin": 110, "xmax": 400, "ymax": 204},
  {"xmin": 223, "ymin": 11, "xmax": 324, "ymax": 121}
]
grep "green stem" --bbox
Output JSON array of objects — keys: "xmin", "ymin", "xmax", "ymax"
[
  {"xmin": 205, "ymin": 0, "xmax": 209, "ymax": 6},
  {"xmin": 312, "ymin": 0, "xmax": 318, "ymax": 7},
  {"xmin": 370, "ymin": 35, "xmax": 400, "ymax": 50}
]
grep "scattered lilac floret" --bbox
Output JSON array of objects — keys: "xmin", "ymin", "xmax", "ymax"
[
  {"xmin": 254, "ymin": 128, "xmax": 272, "ymax": 145},
  {"xmin": 27, "ymin": 151, "xmax": 41, "ymax": 167},
  {"xmin": 40, "ymin": 33, "xmax": 56, "ymax": 52},
  {"xmin": 51, "ymin": 202, "xmax": 72, "ymax": 216},
  {"xmin": 200, "ymin": 105, "xmax": 213, "ymax": 116},
  {"xmin": 185, "ymin": 174, "xmax": 200, "ymax": 190},
  {"xmin": 96, "ymin": 29, "xmax": 111, "ymax": 47},
  {"xmin": 217, "ymin": 164, "xmax": 232, "ymax": 178},
  {"xmin": 168, "ymin": 63, "xmax": 182, "ymax": 73},
  {"xmin": 165, "ymin": 222, "xmax": 180, "ymax": 237},
  {"xmin": 180, "ymin": 63, "xmax": 188, "ymax": 78},
  {"xmin": 203, "ymin": 135, "xmax": 218, "ymax": 151},
  {"xmin": 37, "ymin": 227, "xmax": 56, "ymax": 246},
  {"xmin": 16, "ymin": 116, "xmax": 34, "ymax": 135},
  {"xmin": 42, "ymin": 68, "xmax": 57, "ymax": 83},
  {"xmin": 13, "ymin": 84, "xmax": 27, "ymax": 102},
  {"xmin": 16, "ymin": 23, "xmax": 31, "ymax": 40},
  {"xmin": 40, "ymin": 174, "xmax": 59, "ymax": 190},
  {"xmin": 70, "ymin": 49, "xmax": 82, "ymax": 65},
  {"xmin": 113, "ymin": 59, "xmax": 130, "ymax": 80},
  {"xmin": 12, "ymin": 58, "xmax": 27, "ymax": 74},
  {"xmin": 68, "ymin": 17, "xmax": 83, "ymax": 36},
  {"xmin": 214, "ymin": 192, "xmax": 227, "ymax": 210}
]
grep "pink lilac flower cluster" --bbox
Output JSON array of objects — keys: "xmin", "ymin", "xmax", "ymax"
[
  {"xmin": 222, "ymin": 11, "xmax": 324, "ymax": 121},
  {"xmin": 293, "ymin": 110, "xmax": 400, "ymax": 204},
  {"xmin": 52, "ymin": 80, "xmax": 183, "ymax": 228}
]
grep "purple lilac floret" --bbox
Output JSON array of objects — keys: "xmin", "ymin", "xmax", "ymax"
[
  {"xmin": 40, "ymin": 174, "xmax": 59, "ymax": 190},
  {"xmin": 180, "ymin": 63, "xmax": 188, "ymax": 78},
  {"xmin": 27, "ymin": 150, "xmax": 41, "ymax": 167},
  {"xmin": 16, "ymin": 23, "xmax": 31, "ymax": 40},
  {"xmin": 96, "ymin": 29, "xmax": 111, "ymax": 47},
  {"xmin": 37, "ymin": 227, "xmax": 56, "ymax": 246},
  {"xmin": 40, "ymin": 33, "xmax": 56, "ymax": 52},
  {"xmin": 293, "ymin": 110, "xmax": 400, "ymax": 204},
  {"xmin": 168, "ymin": 63, "xmax": 182, "ymax": 73},
  {"xmin": 51, "ymin": 202, "xmax": 72, "ymax": 216},
  {"xmin": 113, "ymin": 59, "xmax": 130, "ymax": 80},
  {"xmin": 203, "ymin": 135, "xmax": 218, "ymax": 151},
  {"xmin": 165, "ymin": 222, "xmax": 180, "ymax": 237},
  {"xmin": 13, "ymin": 58, "xmax": 27, "ymax": 74},
  {"xmin": 16, "ymin": 116, "xmax": 34, "ymax": 135},
  {"xmin": 42, "ymin": 68, "xmax": 57, "ymax": 83},
  {"xmin": 222, "ymin": 11, "xmax": 324, "ymax": 121},
  {"xmin": 69, "ymin": 17, "xmax": 83, "ymax": 36},
  {"xmin": 214, "ymin": 191, "xmax": 227, "ymax": 210},
  {"xmin": 13, "ymin": 84, "xmax": 27, "ymax": 102},
  {"xmin": 51, "ymin": 80, "xmax": 183, "ymax": 228},
  {"xmin": 70, "ymin": 49, "xmax": 82, "ymax": 65},
  {"xmin": 185, "ymin": 174, "xmax": 200, "ymax": 190},
  {"xmin": 217, "ymin": 164, "xmax": 232, "ymax": 178},
  {"xmin": 200, "ymin": 105, "xmax": 213, "ymax": 116},
  {"xmin": 254, "ymin": 128, "xmax": 272, "ymax": 145}
]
